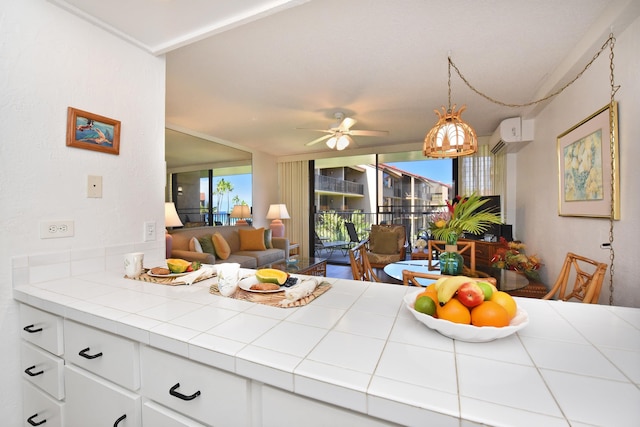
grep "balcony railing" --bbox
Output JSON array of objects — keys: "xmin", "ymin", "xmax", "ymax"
[
  {"xmin": 315, "ymin": 174, "xmax": 364, "ymax": 195},
  {"xmin": 314, "ymin": 206, "xmax": 446, "ymax": 248}
]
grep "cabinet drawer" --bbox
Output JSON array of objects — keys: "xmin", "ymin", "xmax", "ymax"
[
  {"xmin": 143, "ymin": 401, "xmax": 207, "ymax": 427},
  {"xmin": 20, "ymin": 341, "xmax": 65, "ymax": 400},
  {"xmin": 140, "ymin": 346, "xmax": 250, "ymax": 426},
  {"xmin": 64, "ymin": 319, "xmax": 140, "ymax": 391},
  {"xmin": 19, "ymin": 304, "xmax": 64, "ymax": 356},
  {"xmin": 22, "ymin": 380, "xmax": 64, "ymax": 427},
  {"xmin": 65, "ymin": 364, "xmax": 141, "ymax": 427}
]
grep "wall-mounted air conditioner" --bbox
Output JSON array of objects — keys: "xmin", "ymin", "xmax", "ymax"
[{"xmin": 489, "ymin": 117, "xmax": 534, "ymax": 155}]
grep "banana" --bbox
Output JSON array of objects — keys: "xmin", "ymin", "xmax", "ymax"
[
  {"xmin": 436, "ymin": 276, "xmax": 473, "ymax": 306},
  {"xmin": 433, "ymin": 277, "xmax": 449, "ymax": 291}
]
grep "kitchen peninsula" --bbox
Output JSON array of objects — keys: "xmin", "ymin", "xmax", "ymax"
[{"xmin": 14, "ymin": 269, "xmax": 640, "ymax": 426}]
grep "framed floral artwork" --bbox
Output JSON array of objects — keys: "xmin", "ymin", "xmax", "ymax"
[
  {"xmin": 66, "ymin": 107, "xmax": 120, "ymax": 155},
  {"xmin": 557, "ymin": 102, "xmax": 619, "ymax": 219}
]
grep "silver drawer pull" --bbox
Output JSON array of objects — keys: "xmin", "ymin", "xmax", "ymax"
[
  {"xmin": 169, "ymin": 382, "xmax": 201, "ymax": 401},
  {"xmin": 78, "ymin": 347, "xmax": 103, "ymax": 359},
  {"xmin": 24, "ymin": 365, "xmax": 44, "ymax": 377},
  {"xmin": 113, "ymin": 414, "xmax": 126, "ymax": 427},
  {"xmin": 27, "ymin": 413, "xmax": 46, "ymax": 426},
  {"xmin": 23, "ymin": 324, "xmax": 43, "ymax": 333}
]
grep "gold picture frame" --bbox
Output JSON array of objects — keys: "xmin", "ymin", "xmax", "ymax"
[
  {"xmin": 557, "ymin": 102, "xmax": 619, "ymax": 219},
  {"xmin": 66, "ymin": 107, "xmax": 121, "ymax": 155}
]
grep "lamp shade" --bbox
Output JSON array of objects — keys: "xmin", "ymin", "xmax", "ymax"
[
  {"xmin": 266, "ymin": 204, "xmax": 290, "ymax": 238},
  {"xmin": 230, "ymin": 205, "xmax": 251, "ymax": 219},
  {"xmin": 164, "ymin": 202, "xmax": 183, "ymax": 228},
  {"xmin": 266, "ymin": 204, "xmax": 290, "ymax": 220}
]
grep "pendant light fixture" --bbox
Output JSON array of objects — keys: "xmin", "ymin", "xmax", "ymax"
[{"xmin": 423, "ymin": 57, "xmax": 478, "ymax": 158}]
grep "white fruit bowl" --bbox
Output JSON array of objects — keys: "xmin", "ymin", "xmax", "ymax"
[{"xmin": 404, "ymin": 290, "xmax": 529, "ymax": 342}]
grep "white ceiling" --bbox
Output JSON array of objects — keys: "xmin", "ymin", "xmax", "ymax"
[{"xmin": 50, "ymin": 0, "xmax": 638, "ymax": 167}]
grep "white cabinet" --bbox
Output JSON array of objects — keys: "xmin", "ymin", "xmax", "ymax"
[
  {"xmin": 20, "ymin": 304, "xmax": 64, "ymax": 356},
  {"xmin": 64, "ymin": 319, "xmax": 140, "ymax": 391},
  {"xmin": 140, "ymin": 346, "xmax": 250, "ymax": 427},
  {"xmin": 19, "ymin": 304, "xmax": 65, "ymax": 426},
  {"xmin": 65, "ymin": 364, "xmax": 141, "ymax": 427},
  {"xmin": 21, "ymin": 341, "xmax": 65, "ymax": 400},
  {"xmin": 22, "ymin": 380, "xmax": 64, "ymax": 427},
  {"xmin": 260, "ymin": 385, "xmax": 397, "ymax": 427},
  {"xmin": 142, "ymin": 401, "xmax": 207, "ymax": 427}
]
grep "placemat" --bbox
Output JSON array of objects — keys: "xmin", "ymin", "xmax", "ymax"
[
  {"xmin": 209, "ymin": 281, "xmax": 332, "ymax": 308},
  {"xmin": 126, "ymin": 269, "xmax": 216, "ymax": 286}
]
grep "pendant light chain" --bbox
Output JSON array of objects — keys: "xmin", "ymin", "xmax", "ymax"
[
  {"xmin": 607, "ymin": 33, "xmax": 619, "ymax": 306},
  {"xmin": 448, "ymin": 35, "xmax": 615, "ymax": 109}
]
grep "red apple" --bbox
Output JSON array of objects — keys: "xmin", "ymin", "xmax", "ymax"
[{"xmin": 456, "ymin": 282, "xmax": 485, "ymax": 308}]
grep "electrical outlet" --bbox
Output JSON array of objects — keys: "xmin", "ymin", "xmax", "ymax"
[
  {"xmin": 40, "ymin": 220, "xmax": 74, "ymax": 239},
  {"xmin": 144, "ymin": 221, "xmax": 156, "ymax": 241}
]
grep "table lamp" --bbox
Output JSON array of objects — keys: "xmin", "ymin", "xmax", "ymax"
[
  {"xmin": 266, "ymin": 203, "xmax": 290, "ymax": 238},
  {"xmin": 230, "ymin": 204, "xmax": 251, "ymax": 225},
  {"xmin": 165, "ymin": 202, "xmax": 183, "ymax": 258}
]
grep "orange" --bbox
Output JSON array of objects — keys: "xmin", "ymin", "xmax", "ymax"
[
  {"xmin": 425, "ymin": 283, "xmax": 437, "ymax": 293},
  {"xmin": 490, "ymin": 291, "xmax": 517, "ymax": 320},
  {"xmin": 436, "ymin": 298, "xmax": 471, "ymax": 324},
  {"xmin": 471, "ymin": 301, "xmax": 510, "ymax": 327},
  {"xmin": 415, "ymin": 289, "xmax": 438, "ymax": 306}
]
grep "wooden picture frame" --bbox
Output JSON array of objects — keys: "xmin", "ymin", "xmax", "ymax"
[
  {"xmin": 557, "ymin": 102, "xmax": 619, "ymax": 219},
  {"xmin": 66, "ymin": 107, "xmax": 120, "ymax": 155}
]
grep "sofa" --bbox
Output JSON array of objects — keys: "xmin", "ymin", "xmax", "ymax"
[{"xmin": 169, "ymin": 225, "xmax": 289, "ymax": 268}]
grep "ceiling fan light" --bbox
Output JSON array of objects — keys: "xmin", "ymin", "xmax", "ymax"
[
  {"xmin": 336, "ymin": 135, "xmax": 350, "ymax": 150},
  {"xmin": 326, "ymin": 136, "xmax": 337, "ymax": 149},
  {"xmin": 424, "ymin": 105, "xmax": 477, "ymax": 158}
]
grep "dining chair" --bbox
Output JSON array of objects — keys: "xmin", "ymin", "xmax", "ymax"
[
  {"xmin": 366, "ymin": 224, "xmax": 408, "ymax": 269},
  {"xmin": 542, "ymin": 252, "xmax": 607, "ymax": 303},
  {"xmin": 402, "ymin": 270, "xmax": 497, "ymax": 287},
  {"xmin": 349, "ymin": 240, "xmax": 380, "ymax": 282},
  {"xmin": 427, "ymin": 239, "xmax": 476, "ymax": 272}
]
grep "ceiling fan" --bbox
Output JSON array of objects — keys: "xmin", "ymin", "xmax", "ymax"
[{"xmin": 301, "ymin": 112, "xmax": 389, "ymax": 150}]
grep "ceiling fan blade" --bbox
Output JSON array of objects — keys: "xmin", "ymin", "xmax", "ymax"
[
  {"xmin": 348, "ymin": 129, "xmax": 389, "ymax": 137},
  {"xmin": 338, "ymin": 117, "xmax": 356, "ymax": 131},
  {"xmin": 296, "ymin": 127, "xmax": 334, "ymax": 133},
  {"xmin": 305, "ymin": 134, "xmax": 333, "ymax": 146}
]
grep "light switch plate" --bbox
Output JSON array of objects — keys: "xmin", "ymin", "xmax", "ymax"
[
  {"xmin": 87, "ymin": 175, "xmax": 102, "ymax": 198},
  {"xmin": 144, "ymin": 221, "xmax": 156, "ymax": 241}
]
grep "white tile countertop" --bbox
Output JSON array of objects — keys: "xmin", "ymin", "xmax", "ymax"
[{"xmin": 13, "ymin": 269, "xmax": 640, "ymax": 427}]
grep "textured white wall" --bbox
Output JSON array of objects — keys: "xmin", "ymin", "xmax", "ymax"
[
  {"xmin": 0, "ymin": 1, "xmax": 166, "ymax": 423},
  {"xmin": 517, "ymin": 16, "xmax": 640, "ymax": 307}
]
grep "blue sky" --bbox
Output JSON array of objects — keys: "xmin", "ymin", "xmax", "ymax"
[{"xmin": 387, "ymin": 160, "xmax": 453, "ymax": 185}]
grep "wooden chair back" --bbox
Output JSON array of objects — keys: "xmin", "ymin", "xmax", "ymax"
[
  {"xmin": 542, "ymin": 252, "xmax": 607, "ymax": 303},
  {"xmin": 427, "ymin": 239, "xmax": 476, "ymax": 272},
  {"xmin": 349, "ymin": 239, "xmax": 380, "ymax": 282},
  {"xmin": 402, "ymin": 270, "xmax": 496, "ymax": 287}
]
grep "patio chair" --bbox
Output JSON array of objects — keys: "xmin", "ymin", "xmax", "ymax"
[
  {"xmin": 349, "ymin": 240, "xmax": 380, "ymax": 282},
  {"xmin": 314, "ymin": 230, "xmax": 348, "ymax": 257},
  {"xmin": 542, "ymin": 252, "xmax": 607, "ymax": 303},
  {"xmin": 427, "ymin": 239, "xmax": 476, "ymax": 272},
  {"xmin": 342, "ymin": 222, "xmax": 361, "ymax": 254}
]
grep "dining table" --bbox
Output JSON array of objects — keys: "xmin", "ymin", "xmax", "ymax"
[{"xmin": 383, "ymin": 260, "xmax": 530, "ymax": 292}]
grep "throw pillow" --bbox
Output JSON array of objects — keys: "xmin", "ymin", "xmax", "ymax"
[
  {"xmin": 197, "ymin": 234, "xmax": 215, "ymax": 255},
  {"xmin": 372, "ymin": 230, "xmax": 398, "ymax": 254},
  {"xmin": 189, "ymin": 236, "xmax": 203, "ymax": 253},
  {"xmin": 212, "ymin": 232, "xmax": 231, "ymax": 260},
  {"xmin": 239, "ymin": 227, "xmax": 267, "ymax": 251},
  {"xmin": 264, "ymin": 228, "xmax": 273, "ymax": 249}
]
